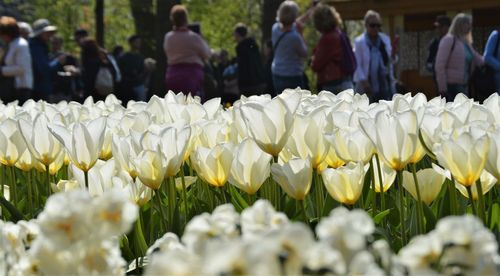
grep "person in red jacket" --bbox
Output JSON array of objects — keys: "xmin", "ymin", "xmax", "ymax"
[{"xmin": 311, "ymin": 4, "xmax": 353, "ymax": 93}]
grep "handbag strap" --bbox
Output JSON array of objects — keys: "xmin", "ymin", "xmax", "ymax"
[
  {"xmin": 273, "ymin": 30, "xmax": 291, "ymax": 52},
  {"xmin": 445, "ymin": 36, "xmax": 456, "ymax": 67}
]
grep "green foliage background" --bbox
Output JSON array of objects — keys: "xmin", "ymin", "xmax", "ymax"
[
  {"xmin": 26, "ymin": 0, "xmax": 133, "ymax": 54},
  {"xmin": 21, "ymin": 0, "xmax": 356, "ymax": 91}
]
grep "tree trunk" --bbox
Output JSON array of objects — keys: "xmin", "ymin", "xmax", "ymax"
[
  {"xmin": 261, "ymin": 0, "xmax": 283, "ymax": 45},
  {"xmin": 129, "ymin": 0, "xmax": 155, "ymax": 58},
  {"xmin": 151, "ymin": 0, "xmax": 179, "ymax": 95},
  {"xmin": 95, "ymin": 0, "xmax": 105, "ymax": 46}
]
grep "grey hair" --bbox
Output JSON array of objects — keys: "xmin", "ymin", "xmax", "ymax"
[
  {"xmin": 18, "ymin": 22, "xmax": 32, "ymax": 35},
  {"xmin": 448, "ymin": 13, "xmax": 473, "ymax": 43},
  {"xmin": 277, "ymin": 1, "xmax": 299, "ymax": 26},
  {"xmin": 364, "ymin": 10, "xmax": 381, "ymax": 25}
]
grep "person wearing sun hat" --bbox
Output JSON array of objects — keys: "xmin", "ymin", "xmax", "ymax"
[{"xmin": 29, "ymin": 19, "xmax": 66, "ymax": 101}]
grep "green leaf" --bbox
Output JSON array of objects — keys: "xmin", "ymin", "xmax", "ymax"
[
  {"xmin": 0, "ymin": 195, "xmax": 24, "ymax": 222},
  {"xmin": 133, "ymin": 218, "xmax": 148, "ymax": 255},
  {"xmin": 373, "ymin": 209, "xmax": 391, "ymax": 224},
  {"xmin": 489, "ymin": 203, "xmax": 500, "ymax": 230},
  {"xmin": 423, "ymin": 203, "xmax": 437, "ymax": 231},
  {"xmin": 228, "ymin": 185, "xmax": 249, "ymax": 212}
]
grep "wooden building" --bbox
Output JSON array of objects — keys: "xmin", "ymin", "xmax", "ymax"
[{"xmin": 328, "ymin": 0, "xmax": 500, "ymax": 98}]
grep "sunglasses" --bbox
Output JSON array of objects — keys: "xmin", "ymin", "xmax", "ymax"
[{"xmin": 369, "ymin": 23, "xmax": 382, "ymax": 29}]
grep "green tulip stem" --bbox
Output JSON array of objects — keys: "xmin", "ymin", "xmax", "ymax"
[
  {"xmin": 397, "ymin": 170, "xmax": 407, "ymax": 245},
  {"xmin": 220, "ymin": 186, "xmax": 228, "ymax": 204},
  {"xmin": 83, "ymin": 170, "xmax": 89, "ymax": 189},
  {"xmin": 299, "ymin": 199, "xmax": 308, "ymax": 225},
  {"xmin": 466, "ymin": 185, "xmax": 477, "ymax": 216},
  {"xmin": 180, "ymin": 167, "xmax": 189, "ymax": 225},
  {"xmin": 32, "ymin": 170, "xmax": 39, "ymax": 209},
  {"xmin": 0, "ymin": 166, "xmax": 4, "ymax": 219},
  {"xmin": 369, "ymin": 158, "xmax": 377, "ymax": 216},
  {"xmin": 375, "ymin": 154, "xmax": 385, "ymax": 211},
  {"xmin": 134, "ymin": 210, "xmax": 148, "ymax": 257},
  {"xmin": 45, "ymin": 164, "xmax": 51, "ymax": 197},
  {"xmin": 0, "ymin": 168, "xmax": 3, "ymax": 220},
  {"xmin": 270, "ymin": 157, "xmax": 281, "ymax": 211},
  {"xmin": 207, "ymin": 183, "xmax": 215, "ymax": 211},
  {"xmin": 411, "ymin": 163, "xmax": 425, "ymax": 234},
  {"xmin": 167, "ymin": 177, "xmax": 177, "ymax": 231},
  {"xmin": 27, "ymin": 169, "xmax": 34, "ymax": 218},
  {"xmin": 149, "ymin": 202, "xmax": 155, "ymax": 243},
  {"xmin": 9, "ymin": 166, "xmax": 17, "ymax": 206},
  {"xmin": 314, "ymin": 171, "xmax": 324, "ymax": 218},
  {"xmin": 154, "ymin": 188, "xmax": 167, "ymax": 232},
  {"xmin": 448, "ymin": 176, "xmax": 458, "ymax": 215},
  {"xmin": 247, "ymin": 193, "xmax": 255, "ymax": 205},
  {"xmin": 475, "ymin": 178, "xmax": 486, "ymax": 225}
]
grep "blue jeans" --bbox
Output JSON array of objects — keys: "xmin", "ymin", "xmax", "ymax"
[
  {"xmin": 272, "ymin": 74, "xmax": 304, "ymax": 94},
  {"xmin": 132, "ymin": 84, "xmax": 147, "ymax": 102}
]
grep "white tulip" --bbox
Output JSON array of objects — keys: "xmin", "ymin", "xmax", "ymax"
[
  {"xmin": 241, "ymin": 96, "xmax": 297, "ymax": 157},
  {"xmin": 360, "ymin": 110, "xmax": 420, "ymax": 171},
  {"xmin": 229, "ymin": 138, "xmax": 272, "ymax": 195},
  {"xmin": 271, "ymin": 158, "xmax": 312, "ymax": 200},
  {"xmin": 190, "ymin": 143, "xmax": 234, "ymax": 187},
  {"xmin": 49, "ymin": 117, "xmax": 106, "ymax": 172},
  {"xmin": 18, "ymin": 113, "xmax": 62, "ymax": 166},
  {"xmin": 286, "ymin": 108, "xmax": 329, "ymax": 169},
  {"xmin": 0, "ymin": 119, "xmax": 27, "ymax": 166}
]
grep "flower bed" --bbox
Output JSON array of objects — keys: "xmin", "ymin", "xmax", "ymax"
[{"xmin": 0, "ymin": 89, "xmax": 499, "ymax": 274}]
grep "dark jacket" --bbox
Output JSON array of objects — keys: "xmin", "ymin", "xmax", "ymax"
[
  {"xmin": 235, "ymin": 37, "xmax": 264, "ymax": 89},
  {"xmin": 118, "ymin": 52, "xmax": 145, "ymax": 87},
  {"xmin": 311, "ymin": 29, "xmax": 347, "ymax": 85},
  {"xmin": 29, "ymin": 37, "xmax": 61, "ymax": 101},
  {"xmin": 82, "ymin": 53, "xmax": 117, "ymax": 101}
]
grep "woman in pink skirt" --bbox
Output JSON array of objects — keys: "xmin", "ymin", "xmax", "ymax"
[{"xmin": 163, "ymin": 5, "xmax": 211, "ymax": 100}]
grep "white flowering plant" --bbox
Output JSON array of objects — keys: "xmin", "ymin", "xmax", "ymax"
[{"xmin": 0, "ymin": 90, "xmax": 499, "ymax": 274}]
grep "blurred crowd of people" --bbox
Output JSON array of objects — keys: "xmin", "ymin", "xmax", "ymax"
[
  {"xmin": 1, "ymin": 0, "xmax": 499, "ymax": 105},
  {"xmin": 164, "ymin": 2, "xmax": 500, "ymax": 103},
  {"xmin": 0, "ymin": 17, "xmax": 155, "ymax": 105}
]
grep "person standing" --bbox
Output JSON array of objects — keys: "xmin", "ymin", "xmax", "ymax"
[
  {"xmin": 233, "ymin": 23, "xmax": 266, "ymax": 96},
  {"xmin": 353, "ymin": 10, "xmax": 394, "ymax": 102},
  {"xmin": 426, "ymin": 15, "xmax": 451, "ymax": 93},
  {"xmin": 80, "ymin": 38, "xmax": 119, "ymax": 101},
  {"xmin": 311, "ymin": 4, "xmax": 354, "ymax": 94},
  {"xmin": 118, "ymin": 35, "xmax": 147, "ymax": 102},
  {"xmin": 435, "ymin": 13, "xmax": 484, "ymax": 101},
  {"xmin": 271, "ymin": 1, "xmax": 308, "ymax": 94},
  {"xmin": 29, "ymin": 19, "xmax": 64, "ymax": 101},
  {"xmin": 49, "ymin": 36, "xmax": 79, "ymax": 102},
  {"xmin": 484, "ymin": 30, "xmax": 500, "ymax": 93},
  {"xmin": 0, "ymin": 16, "xmax": 33, "ymax": 104},
  {"xmin": 262, "ymin": 40, "xmax": 276, "ymax": 97},
  {"xmin": 17, "ymin": 22, "xmax": 32, "ymax": 40},
  {"xmin": 163, "ymin": 4, "xmax": 211, "ymax": 100}
]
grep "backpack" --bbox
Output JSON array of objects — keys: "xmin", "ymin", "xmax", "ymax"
[
  {"xmin": 95, "ymin": 65, "xmax": 114, "ymax": 96},
  {"xmin": 338, "ymin": 30, "xmax": 357, "ymax": 75}
]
